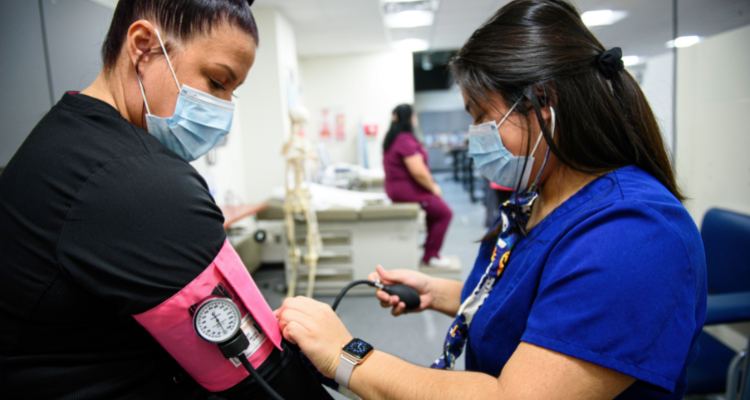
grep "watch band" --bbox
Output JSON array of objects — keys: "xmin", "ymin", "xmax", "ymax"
[{"xmin": 335, "ymin": 354, "xmax": 357, "ymax": 389}]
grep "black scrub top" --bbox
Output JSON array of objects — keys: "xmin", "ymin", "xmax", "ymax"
[{"xmin": 0, "ymin": 93, "xmax": 284, "ymax": 399}]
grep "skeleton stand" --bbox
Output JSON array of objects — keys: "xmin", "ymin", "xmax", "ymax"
[{"xmin": 283, "ymin": 118, "xmax": 322, "ymax": 298}]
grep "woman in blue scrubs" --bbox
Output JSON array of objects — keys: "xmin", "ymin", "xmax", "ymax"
[{"xmin": 275, "ymin": 0, "xmax": 707, "ymax": 399}]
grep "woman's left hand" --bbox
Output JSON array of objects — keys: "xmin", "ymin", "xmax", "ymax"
[{"xmin": 274, "ymin": 296, "xmax": 353, "ymax": 379}]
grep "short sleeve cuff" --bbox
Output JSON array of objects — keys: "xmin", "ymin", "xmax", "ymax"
[{"xmin": 521, "ymin": 331, "xmax": 676, "ymax": 394}]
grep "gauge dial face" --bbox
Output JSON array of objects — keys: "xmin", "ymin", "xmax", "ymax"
[{"xmin": 194, "ymin": 298, "xmax": 241, "ymax": 343}]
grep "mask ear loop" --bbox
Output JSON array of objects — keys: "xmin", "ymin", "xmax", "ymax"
[
  {"xmin": 528, "ymin": 117, "xmax": 547, "ymax": 159},
  {"xmin": 152, "ymin": 28, "xmax": 181, "ymax": 90},
  {"xmin": 528, "ymin": 106, "xmax": 556, "ymax": 193},
  {"xmin": 135, "ymin": 28, "xmax": 181, "ymax": 117},
  {"xmin": 495, "ymin": 99, "xmax": 521, "ymax": 127},
  {"xmin": 136, "ymin": 65, "xmax": 151, "ymax": 115}
]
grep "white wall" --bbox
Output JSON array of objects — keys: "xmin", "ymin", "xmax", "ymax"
[
  {"xmin": 639, "ymin": 52, "xmax": 675, "ymax": 154},
  {"xmin": 675, "ymin": 24, "xmax": 750, "ymax": 223},
  {"xmin": 192, "ymin": 7, "xmax": 299, "ymax": 205},
  {"xmin": 299, "ymin": 51, "xmax": 414, "ymax": 169}
]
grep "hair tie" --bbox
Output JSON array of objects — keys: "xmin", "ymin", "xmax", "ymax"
[{"xmin": 597, "ymin": 47, "xmax": 624, "ymax": 80}]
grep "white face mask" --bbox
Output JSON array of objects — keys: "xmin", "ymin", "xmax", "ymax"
[
  {"xmin": 136, "ymin": 29, "xmax": 235, "ymax": 162},
  {"xmin": 468, "ymin": 102, "xmax": 555, "ymax": 190}
]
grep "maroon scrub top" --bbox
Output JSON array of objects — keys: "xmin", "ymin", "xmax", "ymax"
[{"xmin": 383, "ymin": 133, "xmax": 431, "ymax": 200}]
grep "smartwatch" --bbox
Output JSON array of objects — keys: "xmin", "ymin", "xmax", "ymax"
[{"xmin": 335, "ymin": 338, "xmax": 374, "ymax": 389}]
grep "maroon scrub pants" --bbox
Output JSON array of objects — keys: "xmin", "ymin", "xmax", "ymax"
[{"xmin": 388, "ymin": 189, "xmax": 453, "ymax": 264}]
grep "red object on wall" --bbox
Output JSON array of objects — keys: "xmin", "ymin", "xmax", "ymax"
[
  {"xmin": 320, "ymin": 109, "xmax": 331, "ymax": 141},
  {"xmin": 364, "ymin": 124, "xmax": 379, "ymax": 138}
]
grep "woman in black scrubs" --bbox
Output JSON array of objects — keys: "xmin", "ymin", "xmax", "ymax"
[{"xmin": 0, "ymin": 1, "xmax": 331, "ymax": 399}]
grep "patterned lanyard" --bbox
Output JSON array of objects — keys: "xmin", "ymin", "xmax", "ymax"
[
  {"xmin": 431, "ymin": 107, "xmax": 554, "ymax": 370},
  {"xmin": 431, "ymin": 190, "xmax": 538, "ymax": 370}
]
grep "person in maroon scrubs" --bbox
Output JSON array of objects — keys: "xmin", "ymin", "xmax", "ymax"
[{"xmin": 382, "ymin": 104, "xmax": 453, "ymax": 268}]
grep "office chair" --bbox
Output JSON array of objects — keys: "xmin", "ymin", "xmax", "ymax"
[
  {"xmin": 686, "ymin": 208, "xmax": 750, "ymax": 395},
  {"xmin": 743, "ymin": 340, "xmax": 750, "ymax": 400},
  {"xmin": 726, "ymin": 334, "xmax": 749, "ymax": 400}
]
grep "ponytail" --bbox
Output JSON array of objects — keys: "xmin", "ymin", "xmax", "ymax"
[{"xmin": 609, "ymin": 68, "xmax": 682, "ymax": 201}]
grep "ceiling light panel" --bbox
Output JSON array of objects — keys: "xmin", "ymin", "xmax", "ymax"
[
  {"xmin": 392, "ymin": 38, "xmax": 430, "ymax": 52},
  {"xmin": 383, "ymin": 0, "xmax": 438, "ymax": 28},
  {"xmin": 385, "ymin": 10, "xmax": 434, "ymax": 28},
  {"xmin": 383, "ymin": 0, "xmax": 438, "ymax": 12},
  {"xmin": 622, "ymin": 56, "xmax": 641, "ymax": 67},
  {"xmin": 666, "ymin": 35, "xmax": 701, "ymax": 48},
  {"xmin": 581, "ymin": 10, "xmax": 628, "ymax": 27}
]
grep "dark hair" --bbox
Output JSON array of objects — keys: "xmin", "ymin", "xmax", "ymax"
[
  {"xmin": 101, "ymin": 0, "xmax": 258, "ymax": 71},
  {"xmin": 383, "ymin": 104, "xmax": 415, "ymax": 153},
  {"xmin": 452, "ymin": 0, "xmax": 683, "ymax": 239}
]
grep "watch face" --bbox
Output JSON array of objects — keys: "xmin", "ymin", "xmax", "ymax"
[{"xmin": 343, "ymin": 339, "xmax": 373, "ymax": 360}]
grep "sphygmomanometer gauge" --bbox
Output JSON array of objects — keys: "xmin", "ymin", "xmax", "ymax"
[{"xmin": 193, "ymin": 297, "xmax": 242, "ymax": 344}]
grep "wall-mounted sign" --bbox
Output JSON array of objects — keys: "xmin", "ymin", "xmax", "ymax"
[
  {"xmin": 335, "ymin": 112, "xmax": 346, "ymax": 141},
  {"xmin": 320, "ymin": 108, "xmax": 346, "ymax": 142},
  {"xmin": 364, "ymin": 124, "xmax": 379, "ymax": 138}
]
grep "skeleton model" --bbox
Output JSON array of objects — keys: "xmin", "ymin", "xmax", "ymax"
[{"xmin": 282, "ymin": 106, "xmax": 322, "ymax": 298}]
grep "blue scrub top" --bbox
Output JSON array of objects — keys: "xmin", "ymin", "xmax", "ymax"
[{"xmin": 463, "ymin": 166, "xmax": 707, "ymax": 399}]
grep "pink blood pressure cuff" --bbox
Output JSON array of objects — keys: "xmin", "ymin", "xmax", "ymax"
[{"xmin": 133, "ymin": 240, "xmax": 282, "ymax": 392}]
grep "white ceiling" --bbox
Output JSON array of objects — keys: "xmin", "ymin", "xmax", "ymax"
[
  {"xmin": 253, "ymin": 0, "xmax": 391, "ymax": 56},
  {"xmin": 255, "ymin": 0, "xmax": 750, "ymax": 61},
  {"xmin": 253, "ymin": 0, "xmax": 513, "ymax": 57},
  {"xmin": 93, "ymin": 0, "xmax": 750, "ymax": 61}
]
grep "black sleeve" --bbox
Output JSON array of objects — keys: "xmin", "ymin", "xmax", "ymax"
[
  {"xmin": 56, "ymin": 153, "xmax": 226, "ymax": 315},
  {"xmin": 56, "ymin": 154, "xmax": 333, "ymax": 399}
]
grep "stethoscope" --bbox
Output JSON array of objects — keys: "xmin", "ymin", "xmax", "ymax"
[{"xmin": 193, "ymin": 280, "xmax": 420, "ymax": 400}]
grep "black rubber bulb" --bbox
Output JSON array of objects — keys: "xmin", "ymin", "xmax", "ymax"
[{"xmin": 381, "ymin": 284, "xmax": 421, "ymax": 311}]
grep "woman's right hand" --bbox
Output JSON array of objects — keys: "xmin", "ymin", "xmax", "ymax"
[{"xmin": 367, "ymin": 265, "xmax": 435, "ymax": 316}]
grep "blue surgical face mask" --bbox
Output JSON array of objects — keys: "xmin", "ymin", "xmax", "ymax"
[
  {"xmin": 468, "ymin": 100, "xmax": 555, "ymax": 190},
  {"xmin": 136, "ymin": 29, "xmax": 234, "ymax": 162}
]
